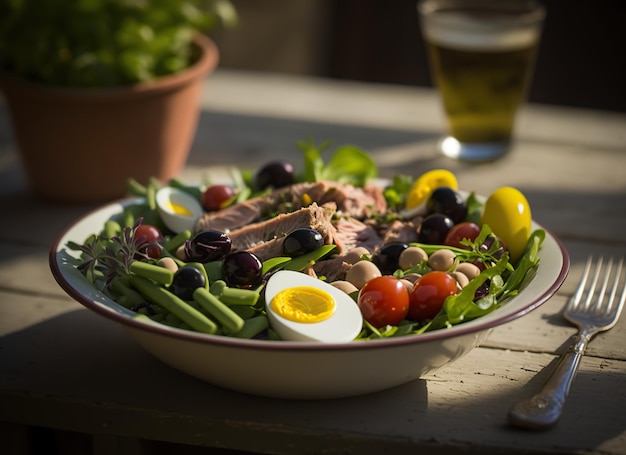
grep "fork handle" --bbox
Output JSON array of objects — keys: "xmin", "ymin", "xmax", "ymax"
[{"xmin": 508, "ymin": 334, "xmax": 589, "ymax": 430}]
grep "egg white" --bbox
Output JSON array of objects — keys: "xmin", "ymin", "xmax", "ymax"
[
  {"xmin": 156, "ymin": 187, "xmax": 204, "ymax": 233},
  {"xmin": 265, "ymin": 270, "xmax": 363, "ymax": 342}
]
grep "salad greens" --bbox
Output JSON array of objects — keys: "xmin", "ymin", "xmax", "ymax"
[
  {"xmin": 357, "ymin": 226, "xmax": 544, "ymax": 340},
  {"xmin": 298, "ymin": 139, "xmax": 378, "ymax": 187},
  {"xmin": 69, "ymin": 139, "xmax": 544, "ymax": 341}
]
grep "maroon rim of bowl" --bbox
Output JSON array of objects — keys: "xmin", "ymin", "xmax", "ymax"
[{"xmin": 49, "ymin": 198, "xmax": 570, "ymax": 353}]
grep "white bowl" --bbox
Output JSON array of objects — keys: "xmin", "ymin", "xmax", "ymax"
[{"xmin": 50, "ymin": 198, "xmax": 569, "ymax": 399}]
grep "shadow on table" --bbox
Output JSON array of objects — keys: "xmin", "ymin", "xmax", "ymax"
[
  {"xmin": 2, "ymin": 308, "xmax": 625, "ymax": 454},
  {"xmin": 187, "ymin": 110, "xmax": 443, "ymax": 174}
]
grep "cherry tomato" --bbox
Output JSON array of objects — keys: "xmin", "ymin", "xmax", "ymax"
[
  {"xmin": 409, "ymin": 271, "xmax": 457, "ymax": 321},
  {"xmin": 134, "ymin": 224, "xmax": 163, "ymax": 258},
  {"xmin": 444, "ymin": 222, "xmax": 481, "ymax": 249},
  {"xmin": 201, "ymin": 184, "xmax": 236, "ymax": 212},
  {"xmin": 357, "ymin": 276, "xmax": 409, "ymax": 328}
]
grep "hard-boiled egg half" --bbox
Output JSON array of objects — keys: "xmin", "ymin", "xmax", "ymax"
[
  {"xmin": 156, "ymin": 187, "xmax": 204, "ymax": 234},
  {"xmin": 265, "ymin": 270, "xmax": 363, "ymax": 342}
]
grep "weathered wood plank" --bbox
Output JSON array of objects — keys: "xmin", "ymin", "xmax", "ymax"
[
  {"xmin": 2, "ymin": 70, "xmax": 626, "ymax": 455},
  {"xmin": 2, "ymin": 293, "xmax": 624, "ymax": 454}
]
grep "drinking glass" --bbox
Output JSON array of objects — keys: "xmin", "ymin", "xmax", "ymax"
[{"xmin": 418, "ymin": 0, "xmax": 545, "ymax": 161}]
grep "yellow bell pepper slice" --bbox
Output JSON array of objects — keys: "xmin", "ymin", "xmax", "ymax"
[{"xmin": 406, "ymin": 169, "xmax": 458, "ymax": 209}]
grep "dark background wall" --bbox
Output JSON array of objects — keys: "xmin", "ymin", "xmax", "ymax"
[{"xmin": 212, "ymin": 0, "xmax": 626, "ymax": 112}]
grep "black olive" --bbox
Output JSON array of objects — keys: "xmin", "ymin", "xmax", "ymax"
[
  {"xmin": 417, "ymin": 214, "xmax": 454, "ymax": 244},
  {"xmin": 222, "ymin": 251, "xmax": 263, "ymax": 288},
  {"xmin": 474, "ymin": 279, "xmax": 491, "ymax": 301},
  {"xmin": 480, "ymin": 235, "xmax": 508, "ymax": 260},
  {"xmin": 373, "ymin": 242, "xmax": 409, "ymax": 275},
  {"xmin": 283, "ymin": 228, "xmax": 324, "ymax": 257},
  {"xmin": 254, "ymin": 160, "xmax": 295, "ymax": 191},
  {"xmin": 426, "ymin": 187, "xmax": 467, "ymax": 224},
  {"xmin": 184, "ymin": 230, "xmax": 231, "ymax": 262},
  {"xmin": 170, "ymin": 266, "xmax": 207, "ymax": 300}
]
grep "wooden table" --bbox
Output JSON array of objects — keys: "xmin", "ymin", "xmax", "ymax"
[{"xmin": 1, "ymin": 70, "xmax": 625, "ymax": 455}]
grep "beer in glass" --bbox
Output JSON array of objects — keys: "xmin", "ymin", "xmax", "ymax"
[{"xmin": 418, "ymin": 0, "xmax": 545, "ymax": 161}]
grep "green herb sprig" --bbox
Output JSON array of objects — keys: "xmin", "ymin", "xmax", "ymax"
[{"xmin": 68, "ymin": 218, "xmax": 153, "ymax": 290}]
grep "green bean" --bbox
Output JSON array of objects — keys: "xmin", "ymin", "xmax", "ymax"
[
  {"xmin": 219, "ymin": 286, "xmax": 260, "ymax": 306},
  {"xmin": 104, "ymin": 220, "xmax": 121, "ymax": 238},
  {"xmin": 117, "ymin": 295, "xmax": 136, "ymax": 308},
  {"xmin": 122, "ymin": 203, "xmax": 158, "ymax": 228},
  {"xmin": 134, "ymin": 196, "xmax": 162, "ymax": 227},
  {"xmin": 186, "ymin": 262, "xmax": 210, "ymax": 290},
  {"xmin": 111, "ymin": 277, "xmax": 144, "ymax": 307},
  {"xmin": 281, "ymin": 245, "xmax": 337, "ymax": 272},
  {"xmin": 134, "ymin": 310, "xmax": 165, "ymax": 323},
  {"xmin": 208, "ymin": 279, "xmax": 259, "ymax": 306},
  {"xmin": 183, "ymin": 299, "xmax": 199, "ymax": 310},
  {"xmin": 203, "ymin": 260, "xmax": 223, "ymax": 283},
  {"xmin": 126, "ymin": 178, "xmax": 148, "ymax": 197},
  {"xmin": 133, "ymin": 312, "xmax": 159, "ymax": 325},
  {"xmin": 262, "ymin": 256, "xmax": 291, "ymax": 275},
  {"xmin": 209, "ymin": 279, "xmax": 227, "ymax": 297},
  {"xmin": 168, "ymin": 178, "xmax": 203, "ymax": 200},
  {"xmin": 130, "ymin": 276, "xmax": 217, "ymax": 334},
  {"xmin": 232, "ymin": 315, "xmax": 269, "ymax": 339},
  {"xmin": 228, "ymin": 305, "xmax": 258, "ymax": 320},
  {"xmin": 130, "ymin": 261, "xmax": 174, "ymax": 286},
  {"xmin": 165, "ymin": 230, "xmax": 192, "ymax": 252},
  {"xmin": 135, "ymin": 306, "xmax": 151, "ymax": 315},
  {"xmin": 146, "ymin": 179, "xmax": 158, "ymax": 211},
  {"xmin": 193, "ymin": 287, "xmax": 244, "ymax": 334},
  {"xmin": 121, "ymin": 206, "xmax": 136, "ymax": 228},
  {"xmin": 142, "ymin": 210, "xmax": 162, "ymax": 228}
]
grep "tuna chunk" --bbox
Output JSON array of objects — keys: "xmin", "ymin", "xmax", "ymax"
[
  {"xmin": 226, "ymin": 203, "xmax": 337, "ymax": 261},
  {"xmin": 332, "ymin": 217, "xmax": 383, "ymax": 253},
  {"xmin": 195, "ymin": 181, "xmax": 387, "ymax": 233},
  {"xmin": 312, "ymin": 256, "xmax": 353, "ymax": 282},
  {"xmin": 381, "ymin": 219, "xmax": 419, "ymax": 245}
]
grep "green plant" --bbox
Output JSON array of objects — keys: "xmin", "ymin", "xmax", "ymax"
[{"xmin": 0, "ymin": 0, "xmax": 236, "ymax": 87}]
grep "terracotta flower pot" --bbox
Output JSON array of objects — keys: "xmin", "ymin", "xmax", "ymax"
[{"xmin": 0, "ymin": 34, "xmax": 219, "ymax": 203}]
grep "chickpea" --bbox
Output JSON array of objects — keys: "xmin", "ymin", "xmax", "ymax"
[
  {"xmin": 398, "ymin": 246, "xmax": 428, "ymax": 270},
  {"xmin": 456, "ymin": 262, "xmax": 481, "ymax": 280},
  {"xmin": 342, "ymin": 247, "xmax": 371, "ymax": 265},
  {"xmin": 450, "ymin": 271, "xmax": 469, "ymax": 289},
  {"xmin": 399, "ymin": 279, "xmax": 414, "ymax": 293},
  {"xmin": 428, "ymin": 249, "xmax": 457, "ymax": 271},
  {"xmin": 175, "ymin": 244, "xmax": 189, "ymax": 262},
  {"xmin": 402, "ymin": 272, "xmax": 422, "ymax": 284},
  {"xmin": 345, "ymin": 260, "xmax": 382, "ymax": 289},
  {"xmin": 331, "ymin": 280, "xmax": 359, "ymax": 295},
  {"xmin": 158, "ymin": 257, "xmax": 179, "ymax": 273}
]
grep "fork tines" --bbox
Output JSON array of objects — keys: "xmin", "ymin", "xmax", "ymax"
[{"xmin": 572, "ymin": 256, "xmax": 626, "ymax": 320}]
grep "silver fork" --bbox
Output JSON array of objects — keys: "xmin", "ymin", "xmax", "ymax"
[{"xmin": 508, "ymin": 256, "xmax": 626, "ymax": 430}]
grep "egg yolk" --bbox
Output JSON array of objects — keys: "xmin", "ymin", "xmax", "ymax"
[
  {"xmin": 271, "ymin": 286, "xmax": 336, "ymax": 323},
  {"xmin": 165, "ymin": 201, "xmax": 193, "ymax": 217}
]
